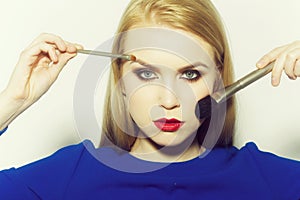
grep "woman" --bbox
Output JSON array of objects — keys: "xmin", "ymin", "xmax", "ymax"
[{"xmin": 0, "ymin": 0, "xmax": 300, "ymax": 199}]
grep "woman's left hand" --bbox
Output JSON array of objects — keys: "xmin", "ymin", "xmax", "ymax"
[{"xmin": 256, "ymin": 41, "xmax": 300, "ymax": 86}]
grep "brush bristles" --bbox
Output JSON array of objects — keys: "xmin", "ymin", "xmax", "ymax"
[
  {"xmin": 196, "ymin": 95, "xmax": 212, "ymax": 119},
  {"xmin": 130, "ymin": 55, "xmax": 137, "ymax": 62}
]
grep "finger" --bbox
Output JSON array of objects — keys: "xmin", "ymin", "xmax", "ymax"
[
  {"xmin": 284, "ymin": 55, "xmax": 297, "ymax": 80},
  {"xmin": 256, "ymin": 45, "xmax": 288, "ymax": 68},
  {"xmin": 39, "ymin": 56, "xmax": 52, "ymax": 66},
  {"xmin": 54, "ymin": 42, "xmax": 81, "ymax": 67},
  {"xmin": 271, "ymin": 55, "xmax": 285, "ymax": 86},
  {"xmin": 284, "ymin": 48, "xmax": 300, "ymax": 80},
  {"xmin": 21, "ymin": 42, "xmax": 58, "ymax": 64},
  {"xmin": 64, "ymin": 41, "xmax": 84, "ymax": 53},
  {"xmin": 48, "ymin": 52, "xmax": 76, "ymax": 80},
  {"xmin": 29, "ymin": 33, "xmax": 67, "ymax": 52},
  {"xmin": 284, "ymin": 64, "xmax": 297, "ymax": 80},
  {"xmin": 74, "ymin": 43, "xmax": 84, "ymax": 50},
  {"xmin": 66, "ymin": 44, "xmax": 77, "ymax": 53},
  {"xmin": 294, "ymin": 60, "xmax": 300, "ymax": 77}
]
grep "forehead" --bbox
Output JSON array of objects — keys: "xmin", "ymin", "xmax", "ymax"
[
  {"xmin": 124, "ymin": 49, "xmax": 209, "ymax": 73},
  {"xmin": 119, "ymin": 27, "xmax": 216, "ymax": 68}
]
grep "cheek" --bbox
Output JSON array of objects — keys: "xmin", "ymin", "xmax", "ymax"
[
  {"xmin": 174, "ymin": 80, "xmax": 210, "ymax": 127},
  {"xmin": 176, "ymin": 71, "xmax": 216, "ymax": 105},
  {"xmin": 127, "ymin": 85, "xmax": 158, "ymax": 127},
  {"xmin": 176, "ymin": 79, "xmax": 210, "ymax": 108},
  {"xmin": 192, "ymin": 79, "xmax": 210, "ymax": 100}
]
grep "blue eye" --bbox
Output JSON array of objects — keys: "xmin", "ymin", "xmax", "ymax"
[
  {"xmin": 181, "ymin": 70, "xmax": 201, "ymax": 81},
  {"xmin": 134, "ymin": 69, "xmax": 158, "ymax": 80}
]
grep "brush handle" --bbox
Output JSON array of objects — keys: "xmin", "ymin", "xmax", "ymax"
[
  {"xmin": 213, "ymin": 62, "xmax": 274, "ymax": 103},
  {"xmin": 77, "ymin": 49, "xmax": 132, "ymax": 61}
]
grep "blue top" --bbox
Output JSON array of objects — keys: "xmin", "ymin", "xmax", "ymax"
[
  {"xmin": 0, "ymin": 126, "xmax": 7, "ymax": 136},
  {"xmin": 0, "ymin": 140, "xmax": 300, "ymax": 200}
]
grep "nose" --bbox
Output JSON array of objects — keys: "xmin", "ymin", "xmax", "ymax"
[{"xmin": 159, "ymin": 87, "xmax": 180, "ymax": 110}]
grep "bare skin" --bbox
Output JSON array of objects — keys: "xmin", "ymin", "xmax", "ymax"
[
  {"xmin": 1, "ymin": 33, "xmax": 300, "ymax": 163},
  {"xmin": 0, "ymin": 33, "xmax": 83, "ymax": 130}
]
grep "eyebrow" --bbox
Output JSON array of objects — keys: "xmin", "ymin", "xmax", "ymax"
[{"xmin": 132, "ymin": 59, "xmax": 209, "ymax": 72}]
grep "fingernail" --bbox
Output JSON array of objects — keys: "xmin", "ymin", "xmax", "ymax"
[
  {"xmin": 75, "ymin": 44, "xmax": 84, "ymax": 50},
  {"xmin": 257, "ymin": 59, "xmax": 267, "ymax": 68},
  {"xmin": 256, "ymin": 62, "xmax": 262, "ymax": 68},
  {"xmin": 272, "ymin": 77, "xmax": 278, "ymax": 86}
]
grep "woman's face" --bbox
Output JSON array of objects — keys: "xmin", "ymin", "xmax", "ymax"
[{"xmin": 120, "ymin": 28, "xmax": 218, "ymax": 148}]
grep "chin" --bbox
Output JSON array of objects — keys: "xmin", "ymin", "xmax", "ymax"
[{"xmin": 150, "ymin": 131, "xmax": 197, "ymax": 148}]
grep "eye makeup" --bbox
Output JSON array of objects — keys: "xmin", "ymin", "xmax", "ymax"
[
  {"xmin": 180, "ymin": 70, "xmax": 202, "ymax": 82},
  {"xmin": 133, "ymin": 68, "xmax": 158, "ymax": 81},
  {"xmin": 129, "ymin": 61, "xmax": 204, "ymax": 83}
]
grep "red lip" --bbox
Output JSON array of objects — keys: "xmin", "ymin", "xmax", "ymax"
[{"xmin": 153, "ymin": 118, "xmax": 184, "ymax": 132}]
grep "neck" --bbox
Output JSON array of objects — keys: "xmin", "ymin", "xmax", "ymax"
[{"xmin": 130, "ymin": 136, "xmax": 206, "ymax": 163}]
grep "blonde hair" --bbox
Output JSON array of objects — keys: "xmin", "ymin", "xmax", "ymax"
[{"xmin": 101, "ymin": 0, "xmax": 236, "ymax": 150}]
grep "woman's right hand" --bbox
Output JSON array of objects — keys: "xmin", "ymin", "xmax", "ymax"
[
  {"xmin": 6, "ymin": 33, "xmax": 82, "ymax": 104},
  {"xmin": 0, "ymin": 33, "xmax": 82, "ymax": 129}
]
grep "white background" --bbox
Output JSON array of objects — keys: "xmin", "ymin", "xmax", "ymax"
[{"xmin": 0, "ymin": 0, "xmax": 300, "ymax": 169}]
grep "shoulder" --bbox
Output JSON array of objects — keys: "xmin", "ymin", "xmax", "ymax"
[
  {"xmin": 230, "ymin": 142, "xmax": 300, "ymax": 170},
  {"xmin": 236, "ymin": 142, "xmax": 300, "ymax": 198},
  {"xmin": 0, "ymin": 140, "xmax": 96, "ymax": 199},
  {"xmin": 239, "ymin": 142, "xmax": 300, "ymax": 164},
  {"xmin": 14, "ymin": 140, "xmax": 98, "ymax": 177},
  {"xmin": 20, "ymin": 140, "xmax": 90, "ymax": 170},
  {"xmin": 206, "ymin": 142, "xmax": 300, "ymax": 198}
]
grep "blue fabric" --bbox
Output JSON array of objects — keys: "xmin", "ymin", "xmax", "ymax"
[
  {"xmin": 0, "ymin": 126, "xmax": 7, "ymax": 136},
  {"xmin": 0, "ymin": 140, "xmax": 300, "ymax": 200}
]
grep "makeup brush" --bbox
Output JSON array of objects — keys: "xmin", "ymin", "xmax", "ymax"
[
  {"xmin": 197, "ymin": 62, "xmax": 274, "ymax": 119},
  {"xmin": 77, "ymin": 49, "xmax": 136, "ymax": 61}
]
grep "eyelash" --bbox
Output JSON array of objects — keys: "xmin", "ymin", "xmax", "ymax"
[
  {"xmin": 133, "ymin": 68, "xmax": 201, "ymax": 82},
  {"xmin": 180, "ymin": 70, "xmax": 201, "ymax": 82},
  {"xmin": 133, "ymin": 69, "xmax": 158, "ymax": 81}
]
